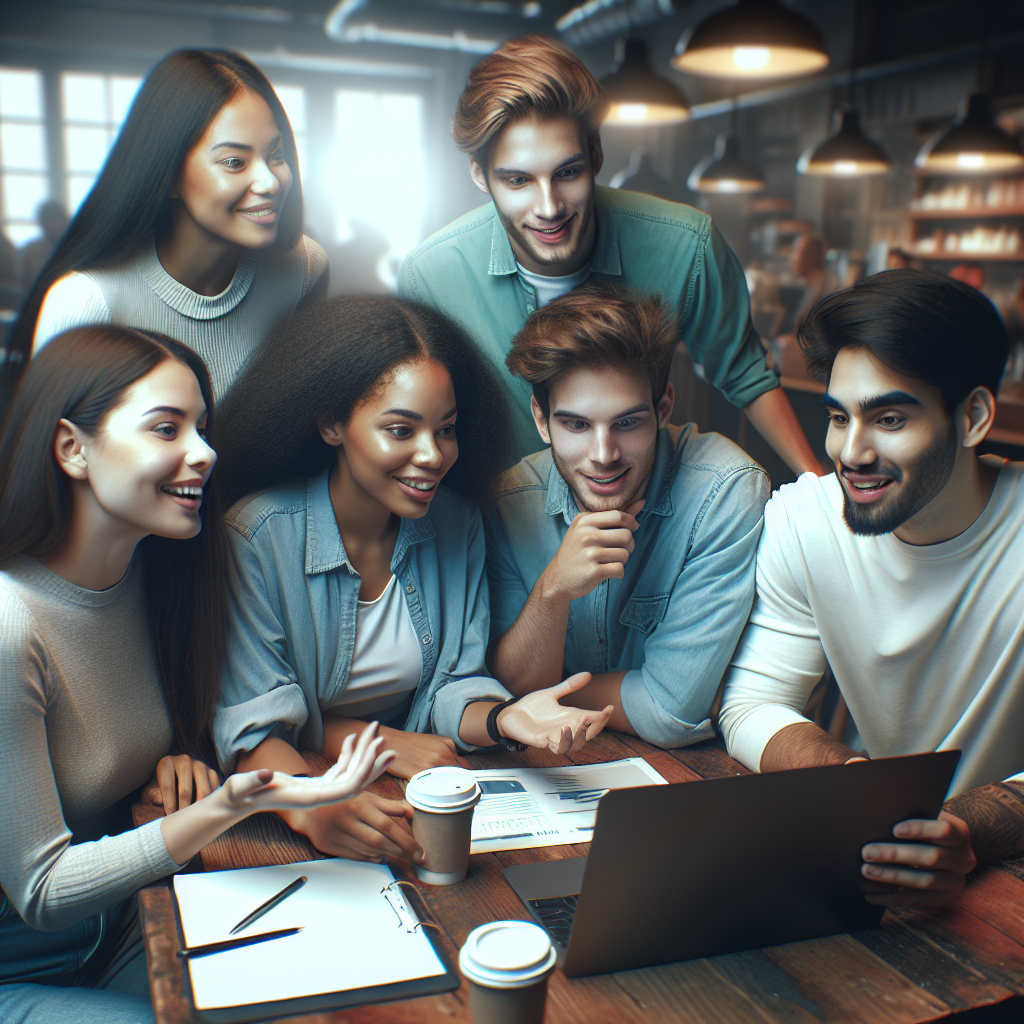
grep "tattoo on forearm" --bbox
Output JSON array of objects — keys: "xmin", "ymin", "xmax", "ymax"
[{"xmin": 944, "ymin": 782, "xmax": 1024, "ymax": 865}]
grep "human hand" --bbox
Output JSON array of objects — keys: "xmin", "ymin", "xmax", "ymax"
[
  {"xmin": 289, "ymin": 791, "xmax": 422, "ymax": 864},
  {"xmin": 861, "ymin": 811, "xmax": 977, "ymax": 907},
  {"xmin": 541, "ymin": 501, "xmax": 644, "ymax": 602},
  {"xmin": 221, "ymin": 722, "xmax": 395, "ymax": 814},
  {"xmin": 378, "ymin": 726, "xmax": 469, "ymax": 780},
  {"xmin": 497, "ymin": 672, "xmax": 613, "ymax": 754},
  {"xmin": 141, "ymin": 755, "xmax": 221, "ymax": 814}
]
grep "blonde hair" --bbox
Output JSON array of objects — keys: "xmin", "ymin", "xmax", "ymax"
[{"xmin": 452, "ymin": 35, "xmax": 608, "ymax": 159}]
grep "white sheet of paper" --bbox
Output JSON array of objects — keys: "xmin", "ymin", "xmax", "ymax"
[
  {"xmin": 174, "ymin": 859, "xmax": 446, "ymax": 1010},
  {"xmin": 469, "ymin": 757, "xmax": 667, "ymax": 853}
]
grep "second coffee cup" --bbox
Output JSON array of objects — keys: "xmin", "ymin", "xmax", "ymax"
[{"xmin": 405, "ymin": 767, "xmax": 482, "ymax": 884}]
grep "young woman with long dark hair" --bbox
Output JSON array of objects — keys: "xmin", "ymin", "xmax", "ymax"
[
  {"xmin": 0, "ymin": 326, "xmax": 392, "ymax": 1024},
  {"xmin": 7, "ymin": 48, "xmax": 326, "ymax": 404},
  {"xmin": 214, "ymin": 295, "xmax": 613, "ymax": 866}
]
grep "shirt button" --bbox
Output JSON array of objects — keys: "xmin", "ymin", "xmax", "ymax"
[
  {"xmin": 406, "ymin": 583, "xmax": 416, "ymax": 593},
  {"xmin": 422, "ymin": 635, "xmax": 431, "ymax": 645}
]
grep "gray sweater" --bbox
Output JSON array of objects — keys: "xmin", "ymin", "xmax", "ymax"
[
  {"xmin": 33, "ymin": 235, "xmax": 328, "ymax": 402},
  {"xmin": 0, "ymin": 556, "xmax": 181, "ymax": 931}
]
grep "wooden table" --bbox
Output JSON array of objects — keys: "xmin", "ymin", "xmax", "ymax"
[{"xmin": 136, "ymin": 731, "xmax": 1024, "ymax": 1024}]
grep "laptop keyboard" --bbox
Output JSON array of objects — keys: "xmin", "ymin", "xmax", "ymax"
[{"xmin": 529, "ymin": 895, "xmax": 578, "ymax": 949}]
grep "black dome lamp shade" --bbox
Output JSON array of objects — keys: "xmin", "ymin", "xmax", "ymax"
[
  {"xmin": 671, "ymin": 0, "xmax": 828, "ymax": 80},
  {"xmin": 688, "ymin": 134, "xmax": 765, "ymax": 192},
  {"xmin": 797, "ymin": 109, "xmax": 890, "ymax": 176},
  {"xmin": 915, "ymin": 94, "xmax": 1024, "ymax": 173},
  {"xmin": 602, "ymin": 39, "xmax": 691, "ymax": 126}
]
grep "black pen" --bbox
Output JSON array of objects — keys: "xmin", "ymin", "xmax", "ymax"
[
  {"xmin": 230, "ymin": 875, "xmax": 307, "ymax": 935},
  {"xmin": 177, "ymin": 927, "xmax": 302, "ymax": 959}
]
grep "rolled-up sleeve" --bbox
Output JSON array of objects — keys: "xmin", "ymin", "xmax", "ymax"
[
  {"xmin": 214, "ymin": 529, "xmax": 311, "ymax": 772},
  {"xmin": 620, "ymin": 465, "xmax": 768, "ymax": 748},
  {"xmin": 683, "ymin": 224, "xmax": 778, "ymax": 410},
  {"xmin": 718, "ymin": 489, "xmax": 826, "ymax": 771},
  {"xmin": 418, "ymin": 506, "xmax": 510, "ymax": 746}
]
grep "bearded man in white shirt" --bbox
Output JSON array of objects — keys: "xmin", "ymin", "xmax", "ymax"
[{"xmin": 719, "ymin": 269, "xmax": 1024, "ymax": 909}]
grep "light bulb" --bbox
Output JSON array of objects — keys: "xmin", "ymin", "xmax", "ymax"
[
  {"xmin": 956, "ymin": 153, "xmax": 986, "ymax": 169},
  {"xmin": 616, "ymin": 103, "xmax": 649, "ymax": 122},
  {"xmin": 834, "ymin": 161, "xmax": 858, "ymax": 175},
  {"xmin": 732, "ymin": 46, "xmax": 770, "ymax": 70}
]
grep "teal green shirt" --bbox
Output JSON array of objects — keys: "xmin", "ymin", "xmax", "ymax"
[{"xmin": 399, "ymin": 186, "xmax": 779, "ymax": 461}]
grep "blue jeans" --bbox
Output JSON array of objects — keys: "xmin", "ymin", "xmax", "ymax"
[{"xmin": 0, "ymin": 895, "xmax": 154, "ymax": 1024}]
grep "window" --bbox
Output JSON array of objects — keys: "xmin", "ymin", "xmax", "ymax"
[
  {"xmin": 332, "ymin": 89, "xmax": 426, "ymax": 288},
  {"xmin": 272, "ymin": 84, "xmax": 306, "ymax": 177},
  {"xmin": 0, "ymin": 67, "xmax": 47, "ymax": 246},
  {"xmin": 62, "ymin": 72, "xmax": 142, "ymax": 214}
]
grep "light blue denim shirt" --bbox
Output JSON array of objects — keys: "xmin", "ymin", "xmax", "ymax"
[
  {"xmin": 485, "ymin": 424, "xmax": 768, "ymax": 749},
  {"xmin": 214, "ymin": 468, "xmax": 510, "ymax": 772}
]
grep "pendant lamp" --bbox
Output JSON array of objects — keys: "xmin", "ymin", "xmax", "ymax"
[
  {"xmin": 602, "ymin": 39, "xmax": 691, "ymax": 126},
  {"xmin": 689, "ymin": 134, "xmax": 765, "ymax": 192},
  {"xmin": 797, "ymin": 109, "xmax": 889, "ymax": 176},
  {"xmin": 672, "ymin": 0, "xmax": 828, "ymax": 80},
  {"xmin": 915, "ymin": 94, "xmax": 1024, "ymax": 173}
]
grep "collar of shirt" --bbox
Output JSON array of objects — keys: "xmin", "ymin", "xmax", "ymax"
[
  {"xmin": 303, "ymin": 467, "xmax": 436, "ymax": 576},
  {"xmin": 542, "ymin": 426, "xmax": 677, "ymax": 527},
  {"xmin": 487, "ymin": 187, "xmax": 624, "ymax": 278}
]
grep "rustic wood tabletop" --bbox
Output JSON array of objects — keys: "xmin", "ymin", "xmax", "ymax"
[{"xmin": 135, "ymin": 730, "xmax": 1024, "ymax": 1024}]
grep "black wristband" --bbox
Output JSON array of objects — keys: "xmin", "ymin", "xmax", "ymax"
[{"xmin": 487, "ymin": 697, "xmax": 527, "ymax": 752}]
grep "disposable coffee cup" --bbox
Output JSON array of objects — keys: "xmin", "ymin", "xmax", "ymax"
[
  {"xmin": 405, "ymin": 767, "xmax": 481, "ymax": 885},
  {"xmin": 459, "ymin": 920, "xmax": 556, "ymax": 1024}
]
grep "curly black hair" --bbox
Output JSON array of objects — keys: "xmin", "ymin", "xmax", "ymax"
[{"xmin": 216, "ymin": 295, "xmax": 514, "ymax": 508}]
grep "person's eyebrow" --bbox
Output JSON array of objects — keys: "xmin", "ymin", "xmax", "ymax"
[
  {"xmin": 859, "ymin": 390, "xmax": 921, "ymax": 412},
  {"xmin": 821, "ymin": 393, "xmax": 845, "ymax": 412},
  {"xmin": 210, "ymin": 141, "xmax": 253, "ymax": 152},
  {"xmin": 492, "ymin": 152, "xmax": 584, "ymax": 176},
  {"xmin": 142, "ymin": 405, "xmax": 186, "ymax": 416},
  {"xmin": 381, "ymin": 408, "xmax": 422, "ymax": 420}
]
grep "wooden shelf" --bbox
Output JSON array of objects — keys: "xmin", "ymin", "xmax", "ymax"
[
  {"xmin": 912, "ymin": 252, "xmax": 1024, "ymax": 262},
  {"xmin": 909, "ymin": 207, "xmax": 1024, "ymax": 219}
]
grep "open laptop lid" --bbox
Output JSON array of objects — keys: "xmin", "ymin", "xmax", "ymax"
[{"xmin": 557, "ymin": 750, "xmax": 959, "ymax": 976}]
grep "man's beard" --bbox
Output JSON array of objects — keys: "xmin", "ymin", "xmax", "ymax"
[{"xmin": 840, "ymin": 426, "xmax": 958, "ymax": 536}]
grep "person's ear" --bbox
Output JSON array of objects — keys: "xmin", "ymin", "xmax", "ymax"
[
  {"xmin": 318, "ymin": 415, "xmax": 346, "ymax": 449},
  {"xmin": 960, "ymin": 386, "xmax": 996, "ymax": 449},
  {"xmin": 52, "ymin": 419, "xmax": 90, "ymax": 481},
  {"xmin": 469, "ymin": 154, "xmax": 491, "ymax": 196},
  {"xmin": 531, "ymin": 396, "xmax": 551, "ymax": 445},
  {"xmin": 589, "ymin": 132, "xmax": 604, "ymax": 178},
  {"xmin": 656, "ymin": 381, "xmax": 674, "ymax": 429}
]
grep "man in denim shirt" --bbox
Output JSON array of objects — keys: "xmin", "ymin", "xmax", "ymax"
[
  {"xmin": 399, "ymin": 34, "xmax": 821, "ymax": 476},
  {"xmin": 486, "ymin": 284, "xmax": 769, "ymax": 748}
]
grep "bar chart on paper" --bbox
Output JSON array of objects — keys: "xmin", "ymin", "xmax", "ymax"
[{"xmin": 468, "ymin": 758, "xmax": 667, "ymax": 853}]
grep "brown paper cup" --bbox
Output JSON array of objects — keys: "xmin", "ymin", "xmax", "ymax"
[{"xmin": 412, "ymin": 806, "xmax": 475, "ymax": 884}]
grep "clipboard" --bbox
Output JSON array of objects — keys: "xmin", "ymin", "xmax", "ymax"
[{"xmin": 172, "ymin": 859, "xmax": 460, "ymax": 1024}]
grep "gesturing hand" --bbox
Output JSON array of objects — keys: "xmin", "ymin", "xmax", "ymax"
[
  {"xmin": 377, "ymin": 727, "xmax": 469, "ymax": 780},
  {"xmin": 142, "ymin": 755, "xmax": 221, "ymax": 814},
  {"xmin": 861, "ymin": 811, "xmax": 977, "ymax": 907},
  {"xmin": 542, "ymin": 501, "xmax": 644, "ymax": 602},
  {"xmin": 497, "ymin": 672, "xmax": 613, "ymax": 754},
  {"xmin": 222, "ymin": 722, "xmax": 396, "ymax": 813}
]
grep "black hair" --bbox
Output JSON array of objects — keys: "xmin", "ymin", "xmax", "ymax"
[
  {"xmin": 799, "ymin": 269, "xmax": 1009, "ymax": 415},
  {"xmin": 216, "ymin": 295, "xmax": 514, "ymax": 509},
  {"xmin": 5, "ymin": 48, "xmax": 303, "ymax": 393},
  {"xmin": 0, "ymin": 326, "xmax": 229, "ymax": 764}
]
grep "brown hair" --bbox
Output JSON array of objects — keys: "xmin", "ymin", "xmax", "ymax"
[
  {"xmin": 451, "ymin": 34, "xmax": 609, "ymax": 160},
  {"xmin": 506, "ymin": 282, "xmax": 677, "ymax": 418},
  {"xmin": 0, "ymin": 326, "xmax": 229, "ymax": 763}
]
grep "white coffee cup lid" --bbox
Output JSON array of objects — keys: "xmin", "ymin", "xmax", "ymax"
[
  {"xmin": 459, "ymin": 921, "xmax": 556, "ymax": 989},
  {"xmin": 406, "ymin": 767, "xmax": 481, "ymax": 813}
]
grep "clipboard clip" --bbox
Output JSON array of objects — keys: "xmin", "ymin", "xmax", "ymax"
[{"xmin": 381, "ymin": 880, "xmax": 441, "ymax": 934}]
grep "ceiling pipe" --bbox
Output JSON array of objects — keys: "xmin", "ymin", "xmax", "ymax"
[{"xmin": 557, "ymin": 0, "xmax": 674, "ymax": 47}]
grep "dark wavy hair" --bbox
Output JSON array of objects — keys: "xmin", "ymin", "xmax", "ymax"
[
  {"xmin": 216, "ymin": 296, "xmax": 514, "ymax": 508},
  {"xmin": 0, "ymin": 326, "xmax": 229, "ymax": 763},
  {"xmin": 6, "ymin": 48, "xmax": 303, "ymax": 393},
  {"xmin": 799, "ymin": 269, "xmax": 1008, "ymax": 415}
]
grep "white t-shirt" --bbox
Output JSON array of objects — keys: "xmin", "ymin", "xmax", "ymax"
[
  {"xmin": 516, "ymin": 261, "xmax": 591, "ymax": 308},
  {"xmin": 328, "ymin": 575, "xmax": 422, "ymax": 719},
  {"xmin": 719, "ymin": 458, "xmax": 1024, "ymax": 797}
]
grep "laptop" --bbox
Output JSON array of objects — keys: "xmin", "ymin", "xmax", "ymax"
[{"xmin": 504, "ymin": 750, "xmax": 960, "ymax": 977}]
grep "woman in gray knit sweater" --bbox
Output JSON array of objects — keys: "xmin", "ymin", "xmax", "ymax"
[
  {"xmin": 8, "ymin": 49, "xmax": 327, "ymax": 406},
  {"xmin": 0, "ymin": 326, "xmax": 393, "ymax": 1024}
]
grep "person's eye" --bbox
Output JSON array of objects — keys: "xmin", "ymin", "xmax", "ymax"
[
  {"xmin": 220, "ymin": 156, "xmax": 246, "ymax": 170},
  {"xmin": 154, "ymin": 422, "xmax": 178, "ymax": 438},
  {"xmin": 615, "ymin": 417, "xmax": 639, "ymax": 430},
  {"xmin": 562, "ymin": 420, "xmax": 587, "ymax": 431},
  {"xmin": 270, "ymin": 147, "xmax": 286, "ymax": 164},
  {"xmin": 438, "ymin": 424, "xmax": 456, "ymax": 437},
  {"xmin": 506, "ymin": 176, "xmax": 528, "ymax": 187},
  {"xmin": 878, "ymin": 414, "xmax": 906, "ymax": 429},
  {"xmin": 827, "ymin": 412, "xmax": 847, "ymax": 426},
  {"xmin": 557, "ymin": 166, "xmax": 581, "ymax": 179},
  {"xmin": 386, "ymin": 425, "xmax": 413, "ymax": 439}
]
